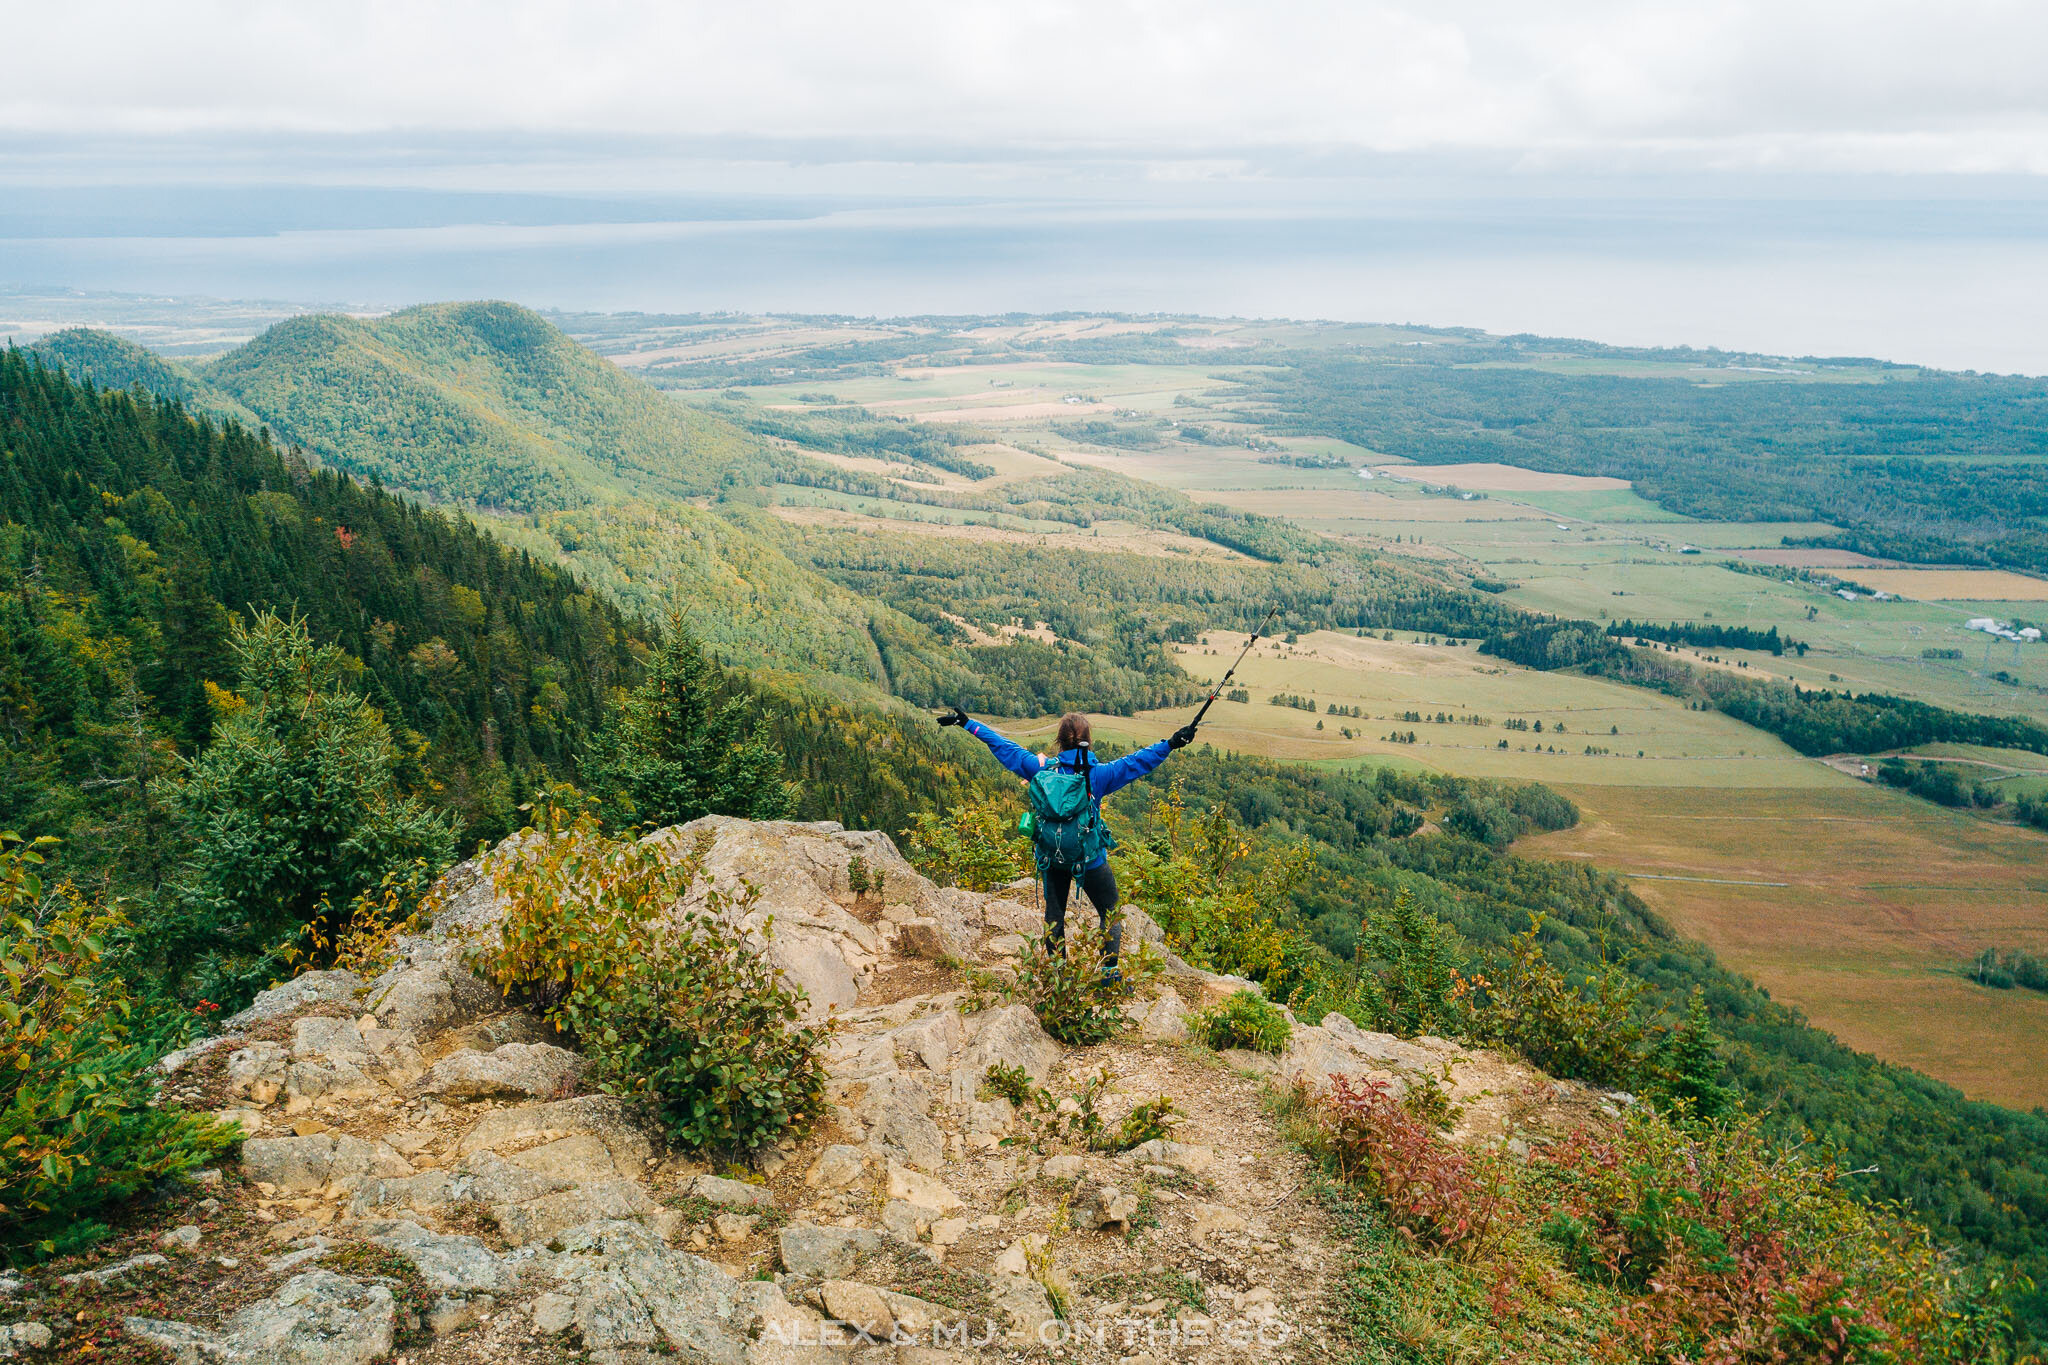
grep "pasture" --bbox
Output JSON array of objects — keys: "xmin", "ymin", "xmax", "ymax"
[
  {"xmin": 1153, "ymin": 629, "xmax": 1831, "ymax": 788},
  {"xmin": 1524, "ymin": 784, "xmax": 2048, "ymax": 1109}
]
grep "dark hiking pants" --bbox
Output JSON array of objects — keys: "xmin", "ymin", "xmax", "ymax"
[{"xmin": 1043, "ymin": 861, "xmax": 1121, "ymax": 974}]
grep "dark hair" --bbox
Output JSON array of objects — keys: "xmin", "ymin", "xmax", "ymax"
[{"xmin": 1056, "ymin": 712, "xmax": 1091, "ymax": 752}]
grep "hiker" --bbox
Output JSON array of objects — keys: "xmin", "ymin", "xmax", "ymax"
[{"xmin": 939, "ymin": 708, "xmax": 1197, "ymax": 978}]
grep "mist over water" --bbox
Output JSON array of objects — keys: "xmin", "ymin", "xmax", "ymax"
[{"xmin": 6, "ymin": 189, "xmax": 2046, "ymax": 372}]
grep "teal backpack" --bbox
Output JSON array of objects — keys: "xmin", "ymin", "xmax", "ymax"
[{"xmin": 1019, "ymin": 748, "xmax": 1114, "ymax": 873}]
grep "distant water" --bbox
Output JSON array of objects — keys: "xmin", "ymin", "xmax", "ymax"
[{"xmin": 5, "ymin": 190, "xmax": 2046, "ymax": 373}]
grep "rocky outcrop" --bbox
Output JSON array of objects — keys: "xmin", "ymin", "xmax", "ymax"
[
  {"xmin": 74, "ymin": 816, "xmax": 1622, "ymax": 1365},
  {"xmin": 126, "ymin": 1270, "xmax": 395, "ymax": 1365}
]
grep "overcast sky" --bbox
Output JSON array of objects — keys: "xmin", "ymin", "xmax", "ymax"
[{"xmin": 10, "ymin": 0, "xmax": 2048, "ymax": 186}]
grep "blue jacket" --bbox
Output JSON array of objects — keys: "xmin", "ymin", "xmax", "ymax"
[{"xmin": 961, "ymin": 719, "xmax": 1172, "ymax": 870}]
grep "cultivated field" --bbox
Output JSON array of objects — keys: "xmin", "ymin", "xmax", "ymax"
[
  {"xmin": 1372, "ymin": 462, "xmax": 1632, "ymax": 492},
  {"xmin": 1524, "ymin": 784, "xmax": 2048, "ymax": 1108},
  {"xmin": 767, "ymin": 504, "xmax": 1249, "ymax": 561},
  {"xmin": 1840, "ymin": 568, "xmax": 2048, "ymax": 602},
  {"xmin": 1152, "ymin": 630, "xmax": 1831, "ymax": 788}
]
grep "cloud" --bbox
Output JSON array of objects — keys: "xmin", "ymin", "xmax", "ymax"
[{"xmin": 6, "ymin": 0, "xmax": 2048, "ymax": 174}]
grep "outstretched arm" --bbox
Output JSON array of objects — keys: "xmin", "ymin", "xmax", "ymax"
[
  {"xmin": 961, "ymin": 718, "xmax": 1045, "ymax": 781},
  {"xmin": 1091, "ymin": 739, "xmax": 1173, "ymax": 797}
]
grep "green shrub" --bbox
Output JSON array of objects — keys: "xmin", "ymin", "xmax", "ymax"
[
  {"xmin": 468, "ymin": 806, "xmax": 828, "ymax": 1153},
  {"xmin": 980, "ymin": 1062, "xmax": 1043, "ymax": 1109},
  {"xmin": 1477, "ymin": 917, "xmax": 1650, "ymax": 1089},
  {"xmin": 903, "ymin": 796, "xmax": 1028, "ymax": 893},
  {"xmin": 1196, "ymin": 989, "xmax": 1292, "ymax": 1054},
  {"xmin": 1649, "ymin": 987, "xmax": 1734, "ymax": 1120},
  {"xmin": 1118, "ymin": 794, "xmax": 1314, "ymax": 997},
  {"xmin": 1107, "ymin": 1095, "xmax": 1180, "ymax": 1151},
  {"xmin": 1, "ymin": 835, "xmax": 235, "ymax": 1263},
  {"xmin": 1009, "ymin": 923, "xmax": 1158, "ymax": 1046},
  {"xmin": 1357, "ymin": 890, "xmax": 1465, "ymax": 1038},
  {"xmin": 989, "ymin": 1065, "xmax": 1178, "ymax": 1154}
]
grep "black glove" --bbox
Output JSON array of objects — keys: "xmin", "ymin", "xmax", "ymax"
[
  {"xmin": 937, "ymin": 706, "xmax": 970, "ymax": 728},
  {"xmin": 1169, "ymin": 723, "xmax": 1198, "ymax": 750}
]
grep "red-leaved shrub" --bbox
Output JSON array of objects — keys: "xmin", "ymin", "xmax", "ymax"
[
  {"xmin": 1313, "ymin": 1075, "xmax": 1507, "ymax": 1256},
  {"xmin": 1532, "ymin": 1114, "xmax": 1982, "ymax": 1364}
]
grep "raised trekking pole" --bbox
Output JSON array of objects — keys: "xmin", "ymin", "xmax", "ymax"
[{"xmin": 1188, "ymin": 604, "xmax": 1282, "ymax": 728}]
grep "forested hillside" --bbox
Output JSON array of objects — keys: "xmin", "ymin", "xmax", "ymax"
[
  {"xmin": 199, "ymin": 302, "xmax": 774, "ymax": 511},
  {"xmin": 27, "ymin": 326, "xmax": 261, "ymax": 427},
  {"xmin": 164, "ymin": 305, "xmax": 1526, "ymax": 713},
  {"xmin": 0, "ymin": 347, "xmax": 644, "ymax": 871}
]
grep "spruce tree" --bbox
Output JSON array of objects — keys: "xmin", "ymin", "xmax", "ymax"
[
  {"xmin": 584, "ymin": 617, "xmax": 795, "ymax": 830},
  {"xmin": 161, "ymin": 611, "xmax": 455, "ymax": 1000},
  {"xmin": 1657, "ymin": 986, "xmax": 1735, "ymax": 1120}
]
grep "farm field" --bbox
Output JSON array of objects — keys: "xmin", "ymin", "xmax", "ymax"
[
  {"xmin": 732, "ymin": 354, "xmax": 2048, "ymax": 715},
  {"xmin": 1152, "ymin": 629, "xmax": 1831, "ymax": 788},
  {"xmin": 767, "ymin": 503, "xmax": 1248, "ymax": 561},
  {"xmin": 1523, "ymin": 784, "xmax": 2048, "ymax": 1109}
]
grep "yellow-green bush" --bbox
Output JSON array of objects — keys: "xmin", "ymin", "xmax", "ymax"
[
  {"xmin": 903, "ymin": 795, "xmax": 1028, "ymax": 892},
  {"xmin": 1005, "ymin": 923, "xmax": 1160, "ymax": 1045},
  {"xmin": 1117, "ymin": 794, "xmax": 1312, "ymax": 996},
  {"xmin": 1475, "ymin": 917, "xmax": 1651, "ymax": 1090},
  {"xmin": 1195, "ymin": 988, "xmax": 1292, "ymax": 1054},
  {"xmin": 466, "ymin": 807, "xmax": 828, "ymax": 1153},
  {"xmin": 1, "ymin": 835, "xmax": 234, "ymax": 1263}
]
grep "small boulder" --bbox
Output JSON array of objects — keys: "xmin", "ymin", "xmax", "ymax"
[
  {"xmin": 1042, "ymin": 1154, "xmax": 1084, "ymax": 1181},
  {"xmin": 990, "ymin": 1273, "xmax": 1057, "ymax": 1344},
  {"xmin": 422, "ymin": 1042, "xmax": 585, "ymax": 1100},
  {"xmin": 868, "ymin": 1103, "xmax": 946, "ymax": 1174},
  {"xmin": 226, "ymin": 1042, "xmax": 288, "ymax": 1105},
  {"xmin": 128, "ymin": 1269, "xmax": 396, "ymax": 1365},
  {"xmin": 1120, "ymin": 1139, "xmax": 1214, "ymax": 1175},
  {"xmin": 241, "ymin": 1134, "xmax": 411, "ymax": 1192},
  {"xmin": 893, "ymin": 919, "xmax": 960, "ymax": 961},
  {"xmin": 713, "ymin": 1213, "xmax": 759, "ymax": 1244},
  {"xmin": 692, "ymin": 1173, "xmax": 776, "ymax": 1208},
  {"xmin": 1, "ymin": 1324, "xmax": 53, "ymax": 1355},
  {"xmin": 223, "ymin": 970, "xmax": 362, "ymax": 1029},
  {"xmin": 886, "ymin": 1162, "xmax": 964, "ymax": 1215},
  {"xmin": 1125, "ymin": 987, "xmax": 1192, "ymax": 1043},
  {"xmin": 158, "ymin": 1225, "xmax": 203, "ymax": 1251},
  {"xmin": 531, "ymin": 1292, "xmax": 576, "ymax": 1334},
  {"xmin": 880, "ymin": 1200, "xmax": 927, "ymax": 1241},
  {"xmin": 57, "ymin": 1254, "xmax": 167, "ymax": 1287},
  {"xmin": 354, "ymin": 1220, "xmax": 505, "ymax": 1295},
  {"xmin": 1191, "ymin": 1202, "xmax": 1248, "ymax": 1239},
  {"xmin": 779, "ymin": 1224, "xmax": 884, "ymax": 1279},
  {"xmin": 1073, "ymin": 1179, "xmax": 1138, "ymax": 1230},
  {"xmin": 819, "ymin": 1280, "xmax": 894, "ymax": 1339},
  {"xmin": 803, "ymin": 1144, "xmax": 867, "ymax": 1190}
]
